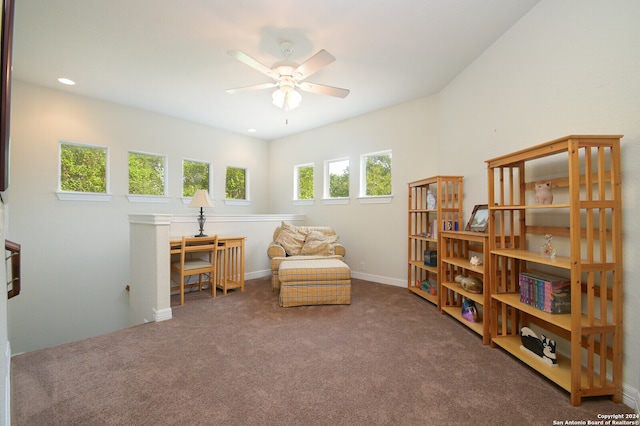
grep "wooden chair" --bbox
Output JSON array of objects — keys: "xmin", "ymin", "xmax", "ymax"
[{"xmin": 170, "ymin": 235, "xmax": 218, "ymax": 305}]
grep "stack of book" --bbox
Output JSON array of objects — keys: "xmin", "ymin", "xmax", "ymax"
[{"xmin": 519, "ymin": 271, "xmax": 571, "ymax": 314}]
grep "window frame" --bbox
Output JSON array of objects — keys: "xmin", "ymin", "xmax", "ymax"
[
  {"xmin": 358, "ymin": 149, "xmax": 393, "ymax": 204},
  {"xmin": 127, "ymin": 150, "xmax": 169, "ymax": 203},
  {"xmin": 224, "ymin": 165, "xmax": 250, "ymax": 205},
  {"xmin": 293, "ymin": 162, "xmax": 315, "ymax": 203},
  {"xmin": 56, "ymin": 140, "xmax": 111, "ymax": 202},
  {"xmin": 182, "ymin": 158, "xmax": 212, "ymax": 204},
  {"xmin": 323, "ymin": 157, "xmax": 350, "ymax": 204}
]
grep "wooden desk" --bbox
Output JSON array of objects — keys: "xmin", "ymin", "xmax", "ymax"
[{"xmin": 170, "ymin": 236, "xmax": 246, "ymax": 295}]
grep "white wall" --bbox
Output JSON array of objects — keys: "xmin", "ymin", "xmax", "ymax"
[
  {"xmin": 268, "ymin": 0, "xmax": 640, "ymax": 407},
  {"xmin": 5, "ymin": 81, "xmax": 271, "ymax": 353},
  {"xmin": 270, "ymin": 96, "xmax": 441, "ymax": 284}
]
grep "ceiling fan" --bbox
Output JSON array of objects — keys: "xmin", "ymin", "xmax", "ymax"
[{"xmin": 225, "ymin": 42, "xmax": 350, "ymax": 112}]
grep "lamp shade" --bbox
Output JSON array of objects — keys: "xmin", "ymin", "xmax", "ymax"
[
  {"xmin": 272, "ymin": 86, "xmax": 302, "ymax": 112},
  {"xmin": 189, "ymin": 189, "xmax": 213, "ymax": 208}
]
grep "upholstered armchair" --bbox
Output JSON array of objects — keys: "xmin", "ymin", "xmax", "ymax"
[{"xmin": 267, "ymin": 222, "xmax": 346, "ymax": 290}]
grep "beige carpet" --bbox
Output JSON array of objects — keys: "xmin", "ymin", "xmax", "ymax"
[{"xmin": 11, "ymin": 277, "xmax": 635, "ymax": 425}]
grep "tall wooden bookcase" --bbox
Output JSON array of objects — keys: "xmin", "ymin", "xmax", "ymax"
[
  {"xmin": 408, "ymin": 176, "xmax": 463, "ymax": 307},
  {"xmin": 486, "ymin": 135, "xmax": 623, "ymax": 406},
  {"xmin": 439, "ymin": 231, "xmax": 491, "ymax": 344}
]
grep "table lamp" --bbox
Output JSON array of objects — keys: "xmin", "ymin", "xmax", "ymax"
[{"xmin": 189, "ymin": 189, "xmax": 213, "ymax": 237}]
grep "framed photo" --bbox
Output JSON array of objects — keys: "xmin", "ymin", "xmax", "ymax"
[{"xmin": 465, "ymin": 204, "xmax": 489, "ymax": 232}]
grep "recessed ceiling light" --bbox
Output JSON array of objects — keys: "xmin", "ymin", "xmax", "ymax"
[
  {"xmin": 247, "ymin": 128, "xmax": 257, "ymax": 133},
  {"xmin": 57, "ymin": 78, "xmax": 76, "ymax": 86}
]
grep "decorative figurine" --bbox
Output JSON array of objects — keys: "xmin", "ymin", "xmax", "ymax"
[
  {"xmin": 520, "ymin": 327, "xmax": 557, "ymax": 366},
  {"xmin": 455, "ymin": 274, "xmax": 483, "ymax": 294},
  {"xmin": 470, "ymin": 256, "xmax": 482, "ymax": 266},
  {"xmin": 426, "ymin": 189, "xmax": 437, "ymax": 210},
  {"xmin": 541, "ymin": 234, "xmax": 556, "ymax": 258},
  {"xmin": 419, "ymin": 279, "xmax": 437, "ymax": 296},
  {"xmin": 535, "ymin": 182, "xmax": 553, "ymax": 205},
  {"xmin": 461, "ymin": 297, "xmax": 478, "ymax": 322}
]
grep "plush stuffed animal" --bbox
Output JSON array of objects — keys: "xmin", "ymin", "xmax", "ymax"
[
  {"xmin": 535, "ymin": 182, "xmax": 553, "ymax": 205},
  {"xmin": 455, "ymin": 274, "xmax": 483, "ymax": 294}
]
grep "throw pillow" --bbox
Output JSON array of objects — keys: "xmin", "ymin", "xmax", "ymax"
[
  {"xmin": 275, "ymin": 222, "xmax": 305, "ymax": 256},
  {"xmin": 301, "ymin": 231, "xmax": 338, "ymax": 256}
]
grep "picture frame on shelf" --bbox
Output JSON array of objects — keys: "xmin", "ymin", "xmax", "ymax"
[{"xmin": 465, "ymin": 204, "xmax": 488, "ymax": 232}]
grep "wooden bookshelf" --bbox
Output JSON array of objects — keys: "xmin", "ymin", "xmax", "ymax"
[
  {"xmin": 407, "ymin": 176, "xmax": 463, "ymax": 308},
  {"xmin": 486, "ymin": 135, "xmax": 623, "ymax": 406}
]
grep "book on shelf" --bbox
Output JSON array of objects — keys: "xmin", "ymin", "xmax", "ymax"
[
  {"xmin": 423, "ymin": 250, "xmax": 437, "ymax": 267},
  {"xmin": 429, "ymin": 220, "xmax": 460, "ymax": 238},
  {"xmin": 442, "ymin": 220, "xmax": 459, "ymax": 231},
  {"xmin": 519, "ymin": 271, "xmax": 571, "ymax": 314}
]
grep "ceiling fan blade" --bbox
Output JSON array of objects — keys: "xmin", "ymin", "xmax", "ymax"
[
  {"xmin": 294, "ymin": 49, "xmax": 335, "ymax": 80},
  {"xmin": 227, "ymin": 50, "xmax": 278, "ymax": 79},
  {"xmin": 225, "ymin": 82, "xmax": 278, "ymax": 94},
  {"xmin": 298, "ymin": 82, "xmax": 350, "ymax": 98}
]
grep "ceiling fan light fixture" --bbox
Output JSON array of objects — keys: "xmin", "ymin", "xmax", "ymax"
[
  {"xmin": 272, "ymin": 86, "xmax": 301, "ymax": 112},
  {"xmin": 227, "ymin": 45, "xmax": 348, "ymax": 111}
]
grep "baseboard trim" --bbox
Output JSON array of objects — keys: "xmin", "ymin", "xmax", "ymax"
[
  {"xmin": 153, "ymin": 307, "xmax": 172, "ymax": 322},
  {"xmin": 350, "ymin": 271, "xmax": 405, "ymax": 287},
  {"xmin": 247, "ymin": 270, "xmax": 406, "ymax": 286},
  {"xmin": 246, "ymin": 270, "xmax": 403, "ymax": 287},
  {"xmin": 245, "ymin": 270, "xmax": 271, "ymax": 281},
  {"xmin": 625, "ymin": 384, "xmax": 640, "ymax": 412}
]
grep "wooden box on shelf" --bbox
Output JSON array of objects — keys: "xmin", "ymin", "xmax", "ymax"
[
  {"xmin": 486, "ymin": 135, "xmax": 623, "ymax": 407},
  {"xmin": 407, "ymin": 176, "xmax": 463, "ymax": 308}
]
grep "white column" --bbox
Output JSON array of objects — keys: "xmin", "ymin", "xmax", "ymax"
[{"xmin": 128, "ymin": 214, "xmax": 173, "ymax": 325}]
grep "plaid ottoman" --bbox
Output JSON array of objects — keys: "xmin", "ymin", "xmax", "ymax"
[{"xmin": 278, "ymin": 259, "xmax": 351, "ymax": 307}]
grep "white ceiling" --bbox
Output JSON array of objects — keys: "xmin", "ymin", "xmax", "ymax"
[{"xmin": 12, "ymin": 0, "xmax": 539, "ymax": 140}]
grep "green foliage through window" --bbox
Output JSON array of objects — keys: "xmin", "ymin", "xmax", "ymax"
[
  {"xmin": 128, "ymin": 152, "xmax": 166, "ymax": 196},
  {"xmin": 296, "ymin": 165, "xmax": 314, "ymax": 199},
  {"xmin": 60, "ymin": 143, "xmax": 107, "ymax": 193},
  {"xmin": 328, "ymin": 159, "xmax": 349, "ymax": 198},
  {"xmin": 183, "ymin": 160, "xmax": 210, "ymax": 197},
  {"xmin": 364, "ymin": 152, "xmax": 392, "ymax": 196},
  {"xmin": 225, "ymin": 167, "xmax": 246, "ymax": 200}
]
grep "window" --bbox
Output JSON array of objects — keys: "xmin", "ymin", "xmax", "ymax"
[
  {"xmin": 183, "ymin": 159, "xmax": 211, "ymax": 197},
  {"xmin": 57, "ymin": 141, "xmax": 111, "ymax": 201},
  {"xmin": 361, "ymin": 150, "xmax": 392, "ymax": 196},
  {"xmin": 294, "ymin": 163, "xmax": 314, "ymax": 200},
  {"xmin": 128, "ymin": 151, "xmax": 166, "ymax": 196},
  {"xmin": 225, "ymin": 166, "xmax": 247, "ymax": 200},
  {"xmin": 325, "ymin": 158, "xmax": 349, "ymax": 199},
  {"xmin": 59, "ymin": 142, "xmax": 108, "ymax": 193}
]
